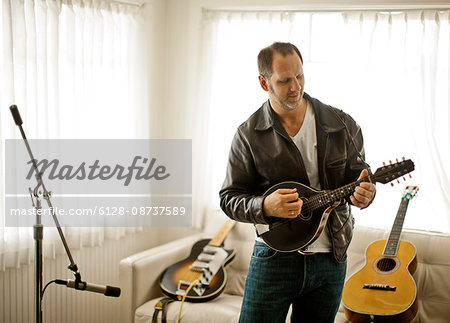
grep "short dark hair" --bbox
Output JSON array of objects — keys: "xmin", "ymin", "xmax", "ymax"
[{"xmin": 257, "ymin": 42, "xmax": 303, "ymax": 77}]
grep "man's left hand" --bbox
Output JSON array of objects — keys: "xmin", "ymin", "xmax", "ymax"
[{"xmin": 350, "ymin": 169, "xmax": 376, "ymax": 209}]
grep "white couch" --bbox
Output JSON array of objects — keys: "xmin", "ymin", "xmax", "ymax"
[{"xmin": 120, "ymin": 212, "xmax": 450, "ymax": 323}]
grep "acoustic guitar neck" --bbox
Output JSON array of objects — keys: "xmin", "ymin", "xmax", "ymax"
[{"xmin": 383, "ymin": 186, "xmax": 419, "ymax": 257}]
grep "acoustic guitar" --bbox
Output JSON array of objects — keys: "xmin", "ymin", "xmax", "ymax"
[
  {"xmin": 342, "ymin": 185, "xmax": 419, "ymax": 323},
  {"xmin": 258, "ymin": 158, "xmax": 415, "ymax": 252},
  {"xmin": 159, "ymin": 219, "xmax": 236, "ymax": 302}
]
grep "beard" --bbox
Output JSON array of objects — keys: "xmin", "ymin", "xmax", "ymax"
[{"xmin": 267, "ymin": 82, "xmax": 303, "ymax": 112}]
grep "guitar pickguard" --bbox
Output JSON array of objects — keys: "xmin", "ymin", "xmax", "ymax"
[{"xmin": 188, "ymin": 246, "xmax": 229, "ymax": 296}]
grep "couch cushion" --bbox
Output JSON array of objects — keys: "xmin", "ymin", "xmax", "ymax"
[
  {"xmin": 222, "ymin": 221, "xmax": 255, "ymax": 297},
  {"xmin": 202, "ymin": 211, "xmax": 256, "ymax": 298}
]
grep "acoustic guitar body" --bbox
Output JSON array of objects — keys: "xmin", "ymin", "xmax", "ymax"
[
  {"xmin": 342, "ymin": 239, "xmax": 418, "ymax": 323},
  {"xmin": 159, "ymin": 239, "xmax": 235, "ymax": 302}
]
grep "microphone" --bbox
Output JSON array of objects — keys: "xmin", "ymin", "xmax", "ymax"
[
  {"xmin": 55, "ymin": 279, "xmax": 121, "ymax": 297},
  {"xmin": 9, "ymin": 105, "xmax": 23, "ymax": 126}
]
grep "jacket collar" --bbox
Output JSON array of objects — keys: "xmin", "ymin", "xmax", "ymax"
[
  {"xmin": 254, "ymin": 92, "xmax": 346, "ymax": 133},
  {"xmin": 254, "ymin": 100, "xmax": 276, "ymax": 131}
]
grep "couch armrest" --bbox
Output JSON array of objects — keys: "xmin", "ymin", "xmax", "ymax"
[{"xmin": 119, "ymin": 233, "xmax": 203, "ymax": 323}]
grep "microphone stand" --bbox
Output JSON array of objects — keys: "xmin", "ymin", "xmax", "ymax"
[{"xmin": 10, "ymin": 105, "xmax": 83, "ymax": 323}]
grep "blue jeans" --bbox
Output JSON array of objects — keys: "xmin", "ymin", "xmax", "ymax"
[{"xmin": 239, "ymin": 241, "xmax": 347, "ymax": 323}]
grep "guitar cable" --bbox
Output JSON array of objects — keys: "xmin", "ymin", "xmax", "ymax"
[{"xmin": 176, "ymin": 278, "xmax": 199, "ymax": 323}]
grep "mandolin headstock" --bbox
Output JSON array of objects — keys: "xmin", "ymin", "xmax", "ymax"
[{"xmin": 372, "ymin": 158, "xmax": 415, "ymax": 185}]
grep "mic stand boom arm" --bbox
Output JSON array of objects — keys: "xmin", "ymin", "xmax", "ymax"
[{"xmin": 10, "ymin": 105, "xmax": 82, "ymax": 323}]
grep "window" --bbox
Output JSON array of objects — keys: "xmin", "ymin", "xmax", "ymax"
[
  {"xmin": 200, "ymin": 9, "xmax": 450, "ymax": 233},
  {"xmin": 0, "ymin": 0, "xmax": 148, "ymax": 269}
]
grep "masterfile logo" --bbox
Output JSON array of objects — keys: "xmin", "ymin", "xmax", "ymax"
[
  {"xmin": 6, "ymin": 139, "xmax": 191, "ymax": 194},
  {"xmin": 25, "ymin": 156, "xmax": 170, "ymax": 186}
]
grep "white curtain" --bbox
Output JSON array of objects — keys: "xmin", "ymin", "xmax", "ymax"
[
  {"xmin": 198, "ymin": 9, "xmax": 450, "ymax": 233},
  {"xmin": 0, "ymin": 0, "xmax": 148, "ymax": 270}
]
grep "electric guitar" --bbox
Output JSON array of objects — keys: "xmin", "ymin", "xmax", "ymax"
[
  {"xmin": 258, "ymin": 158, "xmax": 415, "ymax": 252},
  {"xmin": 159, "ymin": 219, "xmax": 236, "ymax": 302},
  {"xmin": 342, "ymin": 185, "xmax": 419, "ymax": 323}
]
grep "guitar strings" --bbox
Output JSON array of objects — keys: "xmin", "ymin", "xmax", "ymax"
[
  {"xmin": 304, "ymin": 166, "xmax": 390, "ymax": 211},
  {"xmin": 292, "ymin": 160, "xmax": 411, "ymax": 215}
]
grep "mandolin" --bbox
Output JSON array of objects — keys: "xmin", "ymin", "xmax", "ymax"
[
  {"xmin": 342, "ymin": 185, "xmax": 419, "ymax": 323},
  {"xmin": 159, "ymin": 219, "xmax": 236, "ymax": 302},
  {"xmin": 257, "ymin": 158, "xmax": 415, "ymax": 252}
]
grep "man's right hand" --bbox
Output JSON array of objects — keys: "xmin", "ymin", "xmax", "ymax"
[{"xmin": 263, "ymin": 188, "xmax": 303, "ymax": 218}]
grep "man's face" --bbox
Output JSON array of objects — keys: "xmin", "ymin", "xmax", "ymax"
[{"xmin": 261, "ymin": 53, "xmax": 305, "ymax": 112}]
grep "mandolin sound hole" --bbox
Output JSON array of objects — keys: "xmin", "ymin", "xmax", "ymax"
[
  {"xmin": 299, "ymin": 198, "xmax": 311, "ymax": 220},
  {"xmin": 376, "ymin": 257, "xmax": 397, "ymax": 272}
]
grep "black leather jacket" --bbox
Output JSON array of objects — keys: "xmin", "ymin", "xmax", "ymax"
[{"xmin": 219, "ymin": 93, "xmax": 368, "ymax": 263}]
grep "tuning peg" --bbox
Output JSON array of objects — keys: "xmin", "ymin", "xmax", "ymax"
[
  {"xmin": 402, "ymin": 157, "xmax": 405, "ymax": 161},
  {"xmin": 383, "ymin": 162, "xmax": 386, "ymax": 166},
  {"xmin": 396, "ymin": 158, "xmax": 399, "ymax": 163},
  {"xmin": 403, "ymin": 177, "xmax": 406, "ymax": 181},
  {"xmin": 409, "ymin": 174, "xmax": 412, "ymax": 178},
  {"xmin": 390, "ymin": 182, "xmax": 394, "ymax": 187},
  {"xmin": 389, "ymin": 160, "xmax": 392, "ymax": 164},
  {"xmin": 397, "ymin": 179, "xmax": 400, "ymax": 184}
]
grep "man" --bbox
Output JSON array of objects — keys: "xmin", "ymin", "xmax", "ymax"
[{"xmin": 219, "ymin": 42, "xmax": 376, "ymax": 323}]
